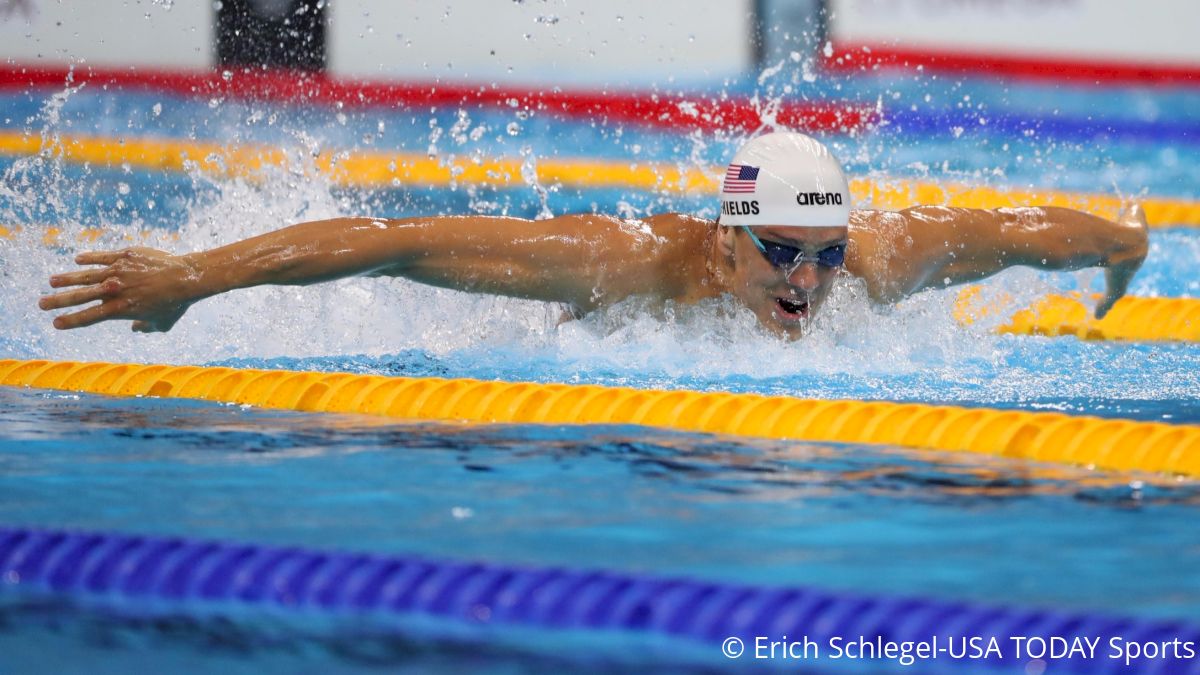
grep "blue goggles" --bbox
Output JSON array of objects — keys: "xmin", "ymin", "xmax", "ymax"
[{"xmin": 742, "ymin": 227, "xmax": 846, "ymax": 269}]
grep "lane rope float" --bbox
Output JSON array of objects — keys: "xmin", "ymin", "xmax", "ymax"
[
  {"xmin": 954, "ymin": 289, "xmax": 1200, "ymax": 342},
  {"xmin": 1, "ymin": 526, "xmax": 1196, "ymax": 673},
  {"xmin": 0, "ymin": 63, "xmax": 879, "ymax": 135},
  {"xmin": 2, "ymin": 358, "xmax": 1199, "ymax": 478},
  {"xmin": 1, "ymin": 130, "xmax": 1197, "ymax": 226}
]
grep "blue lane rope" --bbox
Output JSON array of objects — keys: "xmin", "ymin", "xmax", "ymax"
[
  {"xmin": 887, "ymin": 109, "xmax": 1200, "ymax": 145},
  {"xmin": 2, "ymin": 526, "xmax": 1198, "ymax": 673}
]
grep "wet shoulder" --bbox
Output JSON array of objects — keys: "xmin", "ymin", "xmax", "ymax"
[
  {"xmin": 846, "ymin": 209, "xmax": 916, "ymax": 303},
  {"xmin": 644, "ymin": 213, "xmax": 713, "ymax": 249},
  {"xmin": 643, "ymin": 213, "xmax": 715, "ymax": 301}
]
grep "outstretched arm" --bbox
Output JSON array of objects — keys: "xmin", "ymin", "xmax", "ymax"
[
  {"xmin": 39, "ymin": 214, "xmax": 671, "ymax": 331},
  {"xmin": 847, "ymin": 204, "xmax": 1149, "ymax": 318}
]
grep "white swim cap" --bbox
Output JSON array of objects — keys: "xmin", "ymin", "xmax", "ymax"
[{"xmin": 718, "ymin": 131, "xmax": 852, "ymax": 228}]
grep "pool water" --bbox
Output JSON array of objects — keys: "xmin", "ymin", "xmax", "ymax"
[
  {"xmin": 1, "ymin": 64, "xmax": 1199, "ymax": 673},
  {"xmin": 2, "ymin": 385, "xmax": 1199, "ymax": 673}
]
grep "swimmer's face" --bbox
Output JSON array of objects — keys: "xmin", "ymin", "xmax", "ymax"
[{"xmin": 717, "ymin": 224, "xmax": 848, "ymax": 338}]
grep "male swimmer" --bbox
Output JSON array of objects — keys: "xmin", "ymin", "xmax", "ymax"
[{"xmin": 39, "ymin": 132, "xmax": 1148, "ymax": 340}]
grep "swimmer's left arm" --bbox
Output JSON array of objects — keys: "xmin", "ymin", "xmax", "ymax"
[{"xmin": 850, "ymin": 205, "xmax": 1149, "ymax": 318}]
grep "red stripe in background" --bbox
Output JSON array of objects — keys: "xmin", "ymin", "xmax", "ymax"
[
  {"xmin": 0, "ymin": 63, "xmax": 879, "ymax": 135},
  {"xmin": 822, "ymin": 43, "xmax": 1200, "ymax": 87}
]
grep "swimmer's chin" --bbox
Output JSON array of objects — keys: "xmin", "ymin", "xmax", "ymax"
[{"xmin": 765, "ymin": 312, "xmax": 812, "ymax": 340}]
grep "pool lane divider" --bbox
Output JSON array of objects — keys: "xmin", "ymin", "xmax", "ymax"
[
  {"xmin": 953, "ymin": 290, "xmax": 1200, "ymax": 343},
  {"xmin": 886, "ymin": 108, "xmax": 1200, "ymax": 146},
  {"xmin": 0, "ymin": 64, "xmax": 878, "ymax": 136},
  {"xmin": 2, "ymin": 526, "xmax": 1196, "ymax": 672},
  {"xmin": 2, "ymin": 359, "xmax": 1199, "ymax": 479},
  {"xmin": 822, "ymin": 43, "xmax": 1200, "ymax": 88},
  {"xmin": 2, "ymin": 130, "xmax": 1199, "ymax": 227}
]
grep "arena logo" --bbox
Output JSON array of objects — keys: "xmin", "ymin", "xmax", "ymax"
[{"xmin": 795, "ymin": 191, "xmax": 843, "ymax": 206}]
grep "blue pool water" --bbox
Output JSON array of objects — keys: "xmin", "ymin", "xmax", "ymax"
[{"xmin": 1, "ymin": 65, "xmax": 1199, "ymax": 673}]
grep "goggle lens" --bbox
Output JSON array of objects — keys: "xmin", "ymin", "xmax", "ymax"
[{"xmin": 758, "ymin": 238, "xmax": 845, "ymax": 269}]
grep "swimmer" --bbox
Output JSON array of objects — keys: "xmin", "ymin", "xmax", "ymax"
[{"xmin": 39, "ymin": 132, "xmax": 1148, "ymax": 339}]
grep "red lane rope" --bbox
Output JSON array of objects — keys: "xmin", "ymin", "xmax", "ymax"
[
  {"xmin": 823, "ymin": 43, "xmax": 1200, "ymax": 87},
  {"xmin": 0, "ymin": 63, "xmax": 878, "ymax": 134}
]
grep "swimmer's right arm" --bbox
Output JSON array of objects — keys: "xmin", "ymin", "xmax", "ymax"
[{"xmin": 40, "ymin": 215, "xmax": 670, "ymax": 332}]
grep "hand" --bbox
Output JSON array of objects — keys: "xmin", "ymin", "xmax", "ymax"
[
  {"xmin": 1095, "ymin": 204, "xmax": 1149, "ymax": 320},
  {"xmin": 39, "ymin": 247, "xmax": 201, "ymax": 332}
]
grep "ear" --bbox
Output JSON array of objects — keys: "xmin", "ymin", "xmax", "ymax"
[{"xmin": 716, "ymin": 224, "xmax": 737, "ymax": 258}]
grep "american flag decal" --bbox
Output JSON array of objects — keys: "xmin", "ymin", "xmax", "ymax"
[{"xmin": 723, "ymin": 164, "xmax": 760, "ymax": 193}]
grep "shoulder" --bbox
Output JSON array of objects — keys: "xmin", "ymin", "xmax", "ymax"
[
  {"xmin": 645, "ymin": 213, "xmax": 713, "ymax": 241},
  {"xmin": 845, "ymin": 209, "xmax": 919, "ymax": 303},
  {"xmin": 564, "ymin": 212, "xmax": 711, "ymax": 255},
  {"xmin": 589, "ymin": 213, "xmax": 713, "ymax": 302}
]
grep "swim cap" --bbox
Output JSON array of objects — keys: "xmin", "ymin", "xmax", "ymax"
[{"xmin": 718, "ymin": 131, "xmax": 851, "ymax": 228}]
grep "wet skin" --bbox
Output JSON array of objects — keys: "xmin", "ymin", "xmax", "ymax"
[{"xmin": 38, "ymin": 205, "xmax": 1149, "ymax": 339}]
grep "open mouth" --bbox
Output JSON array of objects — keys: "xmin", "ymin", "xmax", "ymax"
[{"xmin": 775, "ymin": 296, "xmax": 809, "ymax": 320}]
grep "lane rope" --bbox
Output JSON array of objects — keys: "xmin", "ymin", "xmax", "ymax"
[
  {"xmin": 2, "ymin": 359, "xmax": 1199, "ymax": 478},
  {"xmin": 954, "ymin": 289, "xmax": 1200, "ymax": 342},
  {"xmin": 0, "ymin": 63, "xmax": 878, "ymax": 135},
  {"xmin": 2, "ymin": 526, "xmax": 1196, "ymax": 672},
  {"xmin": 1, "ymin": 130, "xmax": 1197, "ymax": 226}
]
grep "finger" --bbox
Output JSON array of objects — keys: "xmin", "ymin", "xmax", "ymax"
[
  {"xmin": 1095, "ymin": 270, "xmax": 1132, "ymax": 320},
  {"xmin": 52, "ymin": 300, "xmax": 125, "ymax": 330},
  {"xmin": 39, "ymin": 279, "xmax": 119, "ymax": 311},
  {"xmin": 49, "ymin": 267, "xmax": 111, "ymax": 288},
  {"xmin": 1096, "ymin": 291, "xmax": 1126, "ymax": 319},
  {"xmin": 74, "ymin": 250, "xmax": 126, "ymax": 266}
]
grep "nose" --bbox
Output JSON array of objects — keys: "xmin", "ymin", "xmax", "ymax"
[{"xmin": 786, "ymin": 261, "xmax": 821, "ymax": 291}]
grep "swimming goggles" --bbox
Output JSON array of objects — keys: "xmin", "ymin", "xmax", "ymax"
[{"xmin": 742, "ymin": 227, "xmax": 846, "ymax": 270}]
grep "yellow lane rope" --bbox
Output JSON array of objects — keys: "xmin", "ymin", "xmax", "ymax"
[
  {"xmin": 1, "ymin": 130, "xmax": 1198, "ymax": 227},
  {"xmin": 2, "ymin": 359, "xmax": 1198, "ymax": 478},
  {"xmin": 954, "ymin": 288, "xmax": 1200, "ymax": 342},
  {"xmin": 0, "ymin": 224, "xmax": 114, "ymax": 245}
]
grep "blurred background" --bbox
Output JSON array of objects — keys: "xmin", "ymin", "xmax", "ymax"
[{"xmin": 3, "ymin": 0, "xmax": 1198, "ymax": 85}]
